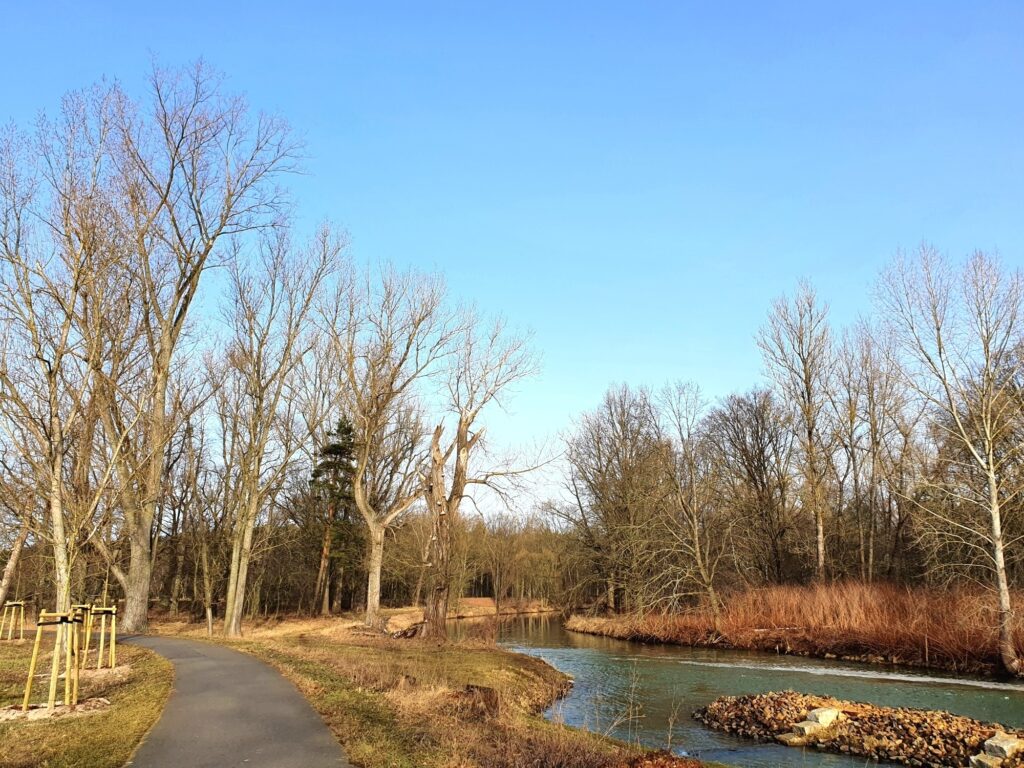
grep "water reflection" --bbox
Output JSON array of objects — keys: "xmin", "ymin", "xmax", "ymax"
[{"xmin": 473, "ymin": 615, "xmax": 1024, "ymax": 768}]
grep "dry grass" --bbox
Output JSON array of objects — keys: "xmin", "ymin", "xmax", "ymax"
[
  {"xmin": 382, "ymin": 598, "xmax": 557, "ymax": 633},
  {"xmin": 151, "ymin": 615, "xmax": 710, "ymax": 768},
  {"xmin": 567, "ymin": 582, "xmax": 1024, "ymax": 675},
  {"xmin": 0, "ymin": 640, "xmax": 173, "ymax": 768}
]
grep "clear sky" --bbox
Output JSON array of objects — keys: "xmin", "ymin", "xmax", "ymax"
[{"xmin": 4, "ymin": 2, "xmax": 1024, "ymax": 477}]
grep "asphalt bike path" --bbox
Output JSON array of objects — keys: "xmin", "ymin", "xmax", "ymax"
[{"xmin": 126, "ymin": 635, "xmax": 349, "ymax": 768}]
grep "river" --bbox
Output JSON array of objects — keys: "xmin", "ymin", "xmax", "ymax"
[{"xmin": 487, "ymin": 614, "xmax": 1024, "ymax": 767}]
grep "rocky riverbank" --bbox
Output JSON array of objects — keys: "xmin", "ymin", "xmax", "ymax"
[{"xmin": 694, "ymin": 691, "xmax": 1024, "ymax": 767}]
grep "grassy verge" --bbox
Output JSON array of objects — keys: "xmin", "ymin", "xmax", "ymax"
[
  {"xmin": 566, "ymin": 582, "xmax": 1024, "ymax": 676},
  {"xmin": 0, "ymin": 640, "xmax": 173, "ymax": 768},
  {"xmin": 152, "ymin": 616, "xmax": 704, "ymax": 768}
]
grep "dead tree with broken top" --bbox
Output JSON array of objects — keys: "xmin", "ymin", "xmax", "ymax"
[{"xmin": 420, "ymin": 315, "xmax": 536, "ymax": 641}]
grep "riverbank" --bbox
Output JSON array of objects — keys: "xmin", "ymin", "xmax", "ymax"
[
  {"xmin": 0, "ymin": 641, "xmax": 172, "ymax": 768},
  {"xmin": 383, "ymin": 597, "xmax": 559, "ymax": 635},
  {"xmin": 566, "ymin": 583, "xmax": 1024, "ymax": 677},
  {"xmin": 151, "ymin": 616, "xmax": 705, "ymax": 768},
  {"xmin": 695, "ymin": 690, "xmax": 1024, "ymax": 767}
]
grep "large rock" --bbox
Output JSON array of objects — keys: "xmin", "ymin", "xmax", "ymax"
[
  {"xmin": 807, "ymin": 707, "xmax": 841, "ymax": 727},
  {"xmin": 985, "ymin": 732, "xmax": 1024, "ymax": 759},
  {"xmin": 970, "ymin": 753, "xmax": 1003, "ymax": 768},
  {"xmin": 794, "ymin": 720, "xmax": 825, "ymax": 736}
]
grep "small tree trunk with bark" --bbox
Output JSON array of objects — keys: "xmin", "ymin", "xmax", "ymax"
[
  {"xmin": 0, "ymin": 517, "xmax": 30, "ymax": 608},
  {"xmin": 315, "ymin": 511, "xmax": 333, "ymax": 616}
]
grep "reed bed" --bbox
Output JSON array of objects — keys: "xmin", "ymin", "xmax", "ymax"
[{"xmin": 567, "ymin": 583, "xmax": 1024, "ymax": 676}]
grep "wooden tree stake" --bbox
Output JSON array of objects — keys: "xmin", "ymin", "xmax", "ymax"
[{"xmin": 21, "ymin": 623, "xmax": 44, "ymax": 712}]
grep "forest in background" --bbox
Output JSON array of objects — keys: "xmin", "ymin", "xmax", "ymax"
[{"xmin": 0, "ymin": 63, "xmax": 1021, "ymax": 674}]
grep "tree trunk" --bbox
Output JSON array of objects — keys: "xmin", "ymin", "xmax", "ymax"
[
  {"xmin": 422, "ymin": 427, "xmax": 452, "ymax": 641},
  {"xmin": 0, "ymin": 517, "xmax": 30, "ymax": 607},
  {"xmin": 364, "ymin": 524, "xmax": 385, "ymax": 627},
  {"xmin": 122, "ymin": 527, "xmax": 154, "ymax": 630},
  {"xmin": 224, "ymin": 497, "xmax": 258, "ymax": 638},
  {"xmin": 422, "ymin": 502, "xmax": 450, "ymax": 640},
  {"xmin": 815, "ymin": 507, "xmax": 826, "ymax": 580},
  {"xmin": 49, "ymin": 445, "xmax": 72, "ymax": 613},
  {"xmin": 315, "ymin": 518, "xmax": 332, "ymax": 616},
  {"xmin": 169, "ymin": 525, "xmax": 186, "ymax": 617},
  {"xmin": 989, "ymin": 471, "xmax": 1021, "ymax": 675},
  {"xmin": 331, "ymin": 566, "xmax": 344, "ymax": 614},
  {"xmin": 320, "ymin": 566, "xmax": 331, "ymax": 615},
  {"xmin": 200, "ymin": 537, "xmax": 214, "ymax": 637}
]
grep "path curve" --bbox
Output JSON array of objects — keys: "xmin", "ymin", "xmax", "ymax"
[{"xmin": 126, "ymin": 635, "xmax": 349, "ymax": 768}]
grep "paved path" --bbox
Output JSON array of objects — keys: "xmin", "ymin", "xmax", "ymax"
[{"xmin": 126, "ymin": 635, "xmax": 349, "ymax": 768}]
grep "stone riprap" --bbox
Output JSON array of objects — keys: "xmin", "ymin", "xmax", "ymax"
[{"xmin": 693, "ymin": 690, "xmax": 1024, "ymax": 768}]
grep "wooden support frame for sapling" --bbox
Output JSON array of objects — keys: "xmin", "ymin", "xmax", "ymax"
[
  {"xmin": 21, "ymin": 611, "xmax": 85, "ymax": 712},
  {"xmin": 72, "ymin": 604, "xmax": 93, "ymax": 669},
  {"xmin": 91, "ymin": 606, "xmax": 117, "ymax": 669},
  {"xmin": 1, "ymin": 600, "xmax": 26, "ymax": 641}
]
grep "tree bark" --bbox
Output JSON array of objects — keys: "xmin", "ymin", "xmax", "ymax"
[
  {"xmin": 122, "ymin": 526, "xmax": 154, "ymax": 629},
  {"xmin": 989, "ymin": 471, "xmax": 1021, "ymax": 675},
  {"xmin": 0, "ymin": 517, "xmax": 30, "ymax": 608},
  {"xmin": 364, "ymin": 524, "xmax": 386, "ymax": 627},
  {"xmin": 48, "ymin": 416, "xmax": 71, "ymax": 613},
  {"xmin": 224, "ymin": 496, "xmax": 258, "ymax": 637},
  {"xmin": 315, "ymin": 513, "xmax": 333, "ymax": 616},
  {"xmin": 169, "ymin": 520, "xmax": 186, "ymax": 616}
]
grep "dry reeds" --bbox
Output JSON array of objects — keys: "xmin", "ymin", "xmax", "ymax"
[{"xmin": 567, "ymin": 582, "xmax": 1024, "ymax": 675}]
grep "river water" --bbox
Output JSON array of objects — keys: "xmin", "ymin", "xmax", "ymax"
[{"xmin": 489, "ymin": 615, "xmax": 1024, "ymax": 767}]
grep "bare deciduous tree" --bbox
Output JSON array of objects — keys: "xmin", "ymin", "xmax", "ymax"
[
  {"xmin": 759, "ymin": 280, "xmax": 834, "ymax": 579},
  {"xmin": 879, "ymin": 246, "xmax": 1024, "ymax": 675},
  {"xmin": 324, "ymin": 268, "xmax": 457, "ymax": 627},
  {"xmin": 101, "ymin": 62, "xmax": 297, "ymax": 632},
  {"xmin": 217, "ymin": 228, "xmax": 337, "ymax": 637}
]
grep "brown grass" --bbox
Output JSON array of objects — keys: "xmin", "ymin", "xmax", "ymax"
[
  {"xmin": 151, "ymin": 615, "xmax": 659, "ymax": 768},
  {"xmin": 381, "ymin": 598, "xmax": 558, "ymax": 633},
  {"xmin": 0, "ymin": 641, "xmax": 173, "ymax": 768},
  {"xmin": 567, "ymin": 582, "xmax": 1024, "ymax": 676}
]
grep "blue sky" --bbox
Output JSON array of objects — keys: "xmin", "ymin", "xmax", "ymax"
[{"xmin": 4, "ymin": 2, "xmax": 1024, "ymax": 470}]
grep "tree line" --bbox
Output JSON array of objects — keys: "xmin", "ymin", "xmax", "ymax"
[
  {"xmin": 0, "ymin": 63, "xmax": 1021, "ymax": 676},
  {"xmin": 0, "ymin": 63, "xmax": 538, "ymax": 641},
  {"xmin": 555, "ymin": 254, "xmax": 1024, "ymax": 674}
]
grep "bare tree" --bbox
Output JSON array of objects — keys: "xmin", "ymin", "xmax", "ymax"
[
  {"xmin": 759, "ymin": 280, "xmax": 834, "ymax": 579},
  {"xmin": 324, "ymin": 267, "xmax": 457, "ymax": 627},
  {"xmin": 649, "ymin": 381, "xmax": 727, "ymax": 620},
  {"xmin": 216, "ymin": 228, "xmax": 337, "ymax": 637},
  {"xmin": 0, "ymin": 456, "xmax": 33, "ymax": 607},
  {"xmin": 879, "ymin": 246, "xmax": 1024, "ymax": 675},
  {"xmin": 0, "ymin": 89, "xmax": 136, "ymax": 611},
  {"xmin": 99, "ymin": 62, "xmax": 296, "ymax": 632},
  {"xmin": 420, "ymin": 315, "xmax": 537, "ymax": 639},
  {"xmin": 481, "ymin": 512, "xmax": 525, "ymax": 616},
  {"xmin": 560, "ymin": 385, "xmax": 668, "ymax": 612},
  {"xmin": 706, "ymin": 389, "xmax": 796, "ymax": 583}
]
